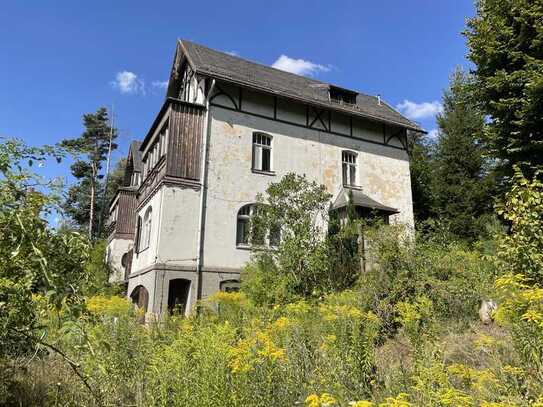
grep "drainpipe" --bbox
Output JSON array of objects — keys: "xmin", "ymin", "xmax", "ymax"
[{"xmin": 195, "ymin": 79, "xmax": 216, "ymax": 310}]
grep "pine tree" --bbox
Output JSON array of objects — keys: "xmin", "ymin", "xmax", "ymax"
[
  {"xmin": 409, "ymin": 135, "xmax": 434, "ymax": 223},
  {"xmin": 465, "ymin": 0, "xmax": 543, "ymax": 179},
  {"xmin": 62, "ymin": 108, "xmax": 117, "ymax": 238},
  {"xmin": 430, "ymin": 69, "xmax": 495, "ymax": 240}
]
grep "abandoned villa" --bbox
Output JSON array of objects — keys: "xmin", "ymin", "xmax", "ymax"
[{"xmin": 105, "ymin": 40, "xmax": 423, "ymax": 316}]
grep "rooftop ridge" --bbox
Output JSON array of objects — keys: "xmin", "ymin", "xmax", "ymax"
[{"xmin": 179, "ymin": 39, "xmax": 382, "ymax": 102}]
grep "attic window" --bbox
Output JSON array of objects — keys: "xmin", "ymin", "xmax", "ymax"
[{"xmin": 329, "ymin": 86, "xmax": 358, "ymax": 105}]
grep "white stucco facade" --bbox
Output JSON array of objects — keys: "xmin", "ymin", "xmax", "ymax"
[
  {"xmin": 106, "ymin": 238, "xmax": 133, "ymax": 283},
  {"xmin": 125, "ymin": 98, "xmax": 414, "ymax": 317},
  {"xmin": 115, "ymin": 41, "xmax": 418, "ymax": 318},
  {"xmin": 202, "ymin": 105, "xmax": 413, "ymax": 271}
]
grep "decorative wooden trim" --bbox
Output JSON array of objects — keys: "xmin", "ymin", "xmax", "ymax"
[{"xmin": 210, "ymin": 103, "xmax": 407, "ymax": 151}]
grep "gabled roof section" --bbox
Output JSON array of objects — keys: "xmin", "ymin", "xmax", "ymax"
[
  {"xmin": 128, "ymin": 141, "xmax": 143, "ymax": 172},
  {"xmin": 178, "ymin": 39, "xmax": 422, "ymax": 132},
  {"xmin": 332, "ymin": 188, "xmax": 399, "ymax": 214}
]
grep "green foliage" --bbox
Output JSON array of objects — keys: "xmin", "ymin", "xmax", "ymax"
[
  {"xmin": 431, "ymin": 68, "xmax": 496, "ymax": 240},
  {"xmin": 61, "ymin": 107, "xmax": 118, "ymax": 238},
  {"xmin": 0, "ymin": 139, "xmax": 91, "ymax": 359},
  {"xmin": 241, "ymin": 255, "xmax": 294, "ymax": 306},
  {"xmin": 357, "ymin": 225, "xmax": 494, "ymax": 338},
  {"xmin": 493, "ymin": 167, "xmax": 543, "ymax": 384},
  {"xmin": 245, "ymin": 173, "xmax": 361, "ymax": 301},
  {"xmin": 408, "ymin": 69, "xmax": 497, "ymax": 240},
  {"xmin": 465, "ymin": 0, "xmax": 543, "ymax": 178},
  {"xmin": 495, "ymin": 167, "xmax": 543, "ymax": 282},
  {"xmin": 408, "ymin": 134, "xmax": 434, "ymax": 223}
]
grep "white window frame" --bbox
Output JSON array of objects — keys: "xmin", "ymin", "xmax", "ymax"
[
  {"xmin": 342, "ymin": 151, "xmax": 358, "ymax": 187},
  {"xmin": 236, "ymin": 204, "xmax": 252, "ymax": 246},
  {"xmin": 141, "ymin": 207, "xmax": 152, "ymax": 251},
  {"xmin": 252, "ymin": 133, "xmax": 273, "ymax": 173},
  {"xmin": 236, "ymin": 204, "xmax": 280, "ymax": 248}
]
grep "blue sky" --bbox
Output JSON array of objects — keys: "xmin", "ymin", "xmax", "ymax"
[{"xmin": 0, "ymin": 0, "xmax": 474, "ymax": 188}]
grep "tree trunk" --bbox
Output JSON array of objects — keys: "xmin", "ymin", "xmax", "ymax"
[{"xmin": 88, "ymin": 164, "xmax": 96, "ymax": 239}]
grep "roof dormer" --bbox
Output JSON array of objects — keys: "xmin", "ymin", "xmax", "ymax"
[{"xmin": 329, "ymin": 85, "xmax": 358, "ymax": 106}]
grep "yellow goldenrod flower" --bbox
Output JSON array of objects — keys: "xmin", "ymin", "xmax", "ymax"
[
  {"xmin": 305, "ymin": 394, "xmax": 320, "ymax": 407},
  {"xmin": 378, "ymin": 393, "xmax": 411, "ymax": 407},
  {"xmin": 350, "ymin": 401, "xmax": 374, "ymax": 407}
]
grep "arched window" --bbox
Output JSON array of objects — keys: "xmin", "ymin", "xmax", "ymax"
[
  {"xmin": 342, "ymin": 151, "xmax": 358, "ymax": 187},
  {"xmin": 236, "ymin": 204, "xmax": 253, "ymax": 246},
  {"xmin": 130, "ymin": 285, "xmax": 149, "ymax": 312},
  {"xmin": 236, "ymin": 204, "xmax": 279, "ymax": 247},
  {"xmin": 252, "ymin": 133, "xmax": 272, "ymax": 172}
]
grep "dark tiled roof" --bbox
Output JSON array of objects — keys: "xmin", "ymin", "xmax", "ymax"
[
  {"xmin": 129, "ymin": 141, "xmax": 143, "ymax": 172},
  {"xmin": 332, "ymin": 187, "xmax": 399, "ymax": 213},
  {"xmin": 180, "ymin": 40, "xmax": 422, "ymax": 132}
]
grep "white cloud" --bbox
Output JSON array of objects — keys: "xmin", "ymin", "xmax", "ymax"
[
  {"xmin": 111, "ymin": 71, "xmax": 145, "ymax": 94},
  {"xmin": 396, "ymin": 100, "xmax": 443, "ymax": 120},
  {"xmin": 152, "ymin": 80, "xmax": 168, "ymax": 89},
  {"xmin": 428, "ymin": 129, "xmax": 439, "ymax": 140},
  {"xmin": 271, "ymin": 55, "xmax": 330, "ymax": 76},
  {"xmin": 225, "ymin": 50, "xmax": 239, "ymax": 57}
]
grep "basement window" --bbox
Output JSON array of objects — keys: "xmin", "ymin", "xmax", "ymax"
[
  {"xmin": 220, "ymin": 280, "xmax": 240, "ymax": 293},
  {"xmin": 252, "ymin": 133, "xmax": 272, "ymax": 173}
]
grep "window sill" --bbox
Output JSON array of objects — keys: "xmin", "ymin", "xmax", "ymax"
[
  {"xmin": 343, "ymin": 184, "xmax": 363, "ymax": 191},
  {"xmin": 252, "ymin": 169, "xmax": 276, "ymax": 176},
  {"xmin": 136, "ymin": 246, "xmax": 149, "ymax": 256},
  {"xmin": 236, "ymin": 244, "xmax": 278, "ymax": 252}
]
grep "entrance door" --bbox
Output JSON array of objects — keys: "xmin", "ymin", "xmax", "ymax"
[{"xmin": 167, "ymin": 279, "xmax": 191, "ymax": 315}]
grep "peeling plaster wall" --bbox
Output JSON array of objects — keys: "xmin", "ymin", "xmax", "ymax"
[
  {"xmin": 127, "ymin": 88, "xmax": 414, "ymax": 314},
  {"xmin": 203, "ymin": 105, "xmax": 414, "ymax": 271},
  {"xmin": 127, "ymin": 184, "xmax": 202, "ymax": 314},
  {"xmin": 106, "ymin": 238, "xmax": 132, "ymax": 283},
  {"xmin": 155, "ymin": 185, "xmax": 200, "ymax": 267}
]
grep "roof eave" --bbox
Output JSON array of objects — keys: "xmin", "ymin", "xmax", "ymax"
[{"xmin": 196, "ymin": 69, "xmax": 423, "ymax": 132}]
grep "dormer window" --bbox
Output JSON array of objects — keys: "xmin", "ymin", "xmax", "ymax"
[{"xmin": 329, "ymin": 86, "xmax": 358, "ymax": 105}]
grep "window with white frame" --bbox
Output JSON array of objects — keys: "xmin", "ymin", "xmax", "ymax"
[
  {"xmin": 236, "ymin": 204, "xmax": 252, "ymax": 246},
  {"xmin": 236, "ymin": 204, "xmax": 280, "ymax": 247},
  {"xmin": 140, "ymin": 207, "xmax": 152, "ymax": 251},
  {"xmin": 131, "ymin": 172, "xmax": 140, "ymax": 186},
  {"xmin": 252, "ymin": 133, "xmax": 272, "ymax": 172},
  {"xmin": 342, "ymin": 151, "xmax": 358, "ymax": 187}
]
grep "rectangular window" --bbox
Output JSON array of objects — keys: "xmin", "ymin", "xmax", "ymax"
[
  {"xmin": 342, "ymin": 151, "xmax": 357, "ymax": 186},
  {"xmin": 252, "ymin": 133, "xmax": 272, "ymax": 172},
  {"xmin": 269, "ymin": 223, "xmax": 281, "ymax": 247},
  {"xmin": 237, "ymin": 219, "xmax": 249, "ymax": 245},
  {"xmin": 135, "ymin": 216, "xmax": 142, "ymax": 253},
  {"xmin": 164, "ymin": 127, "xmax": 169, "ymax": 155}
]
